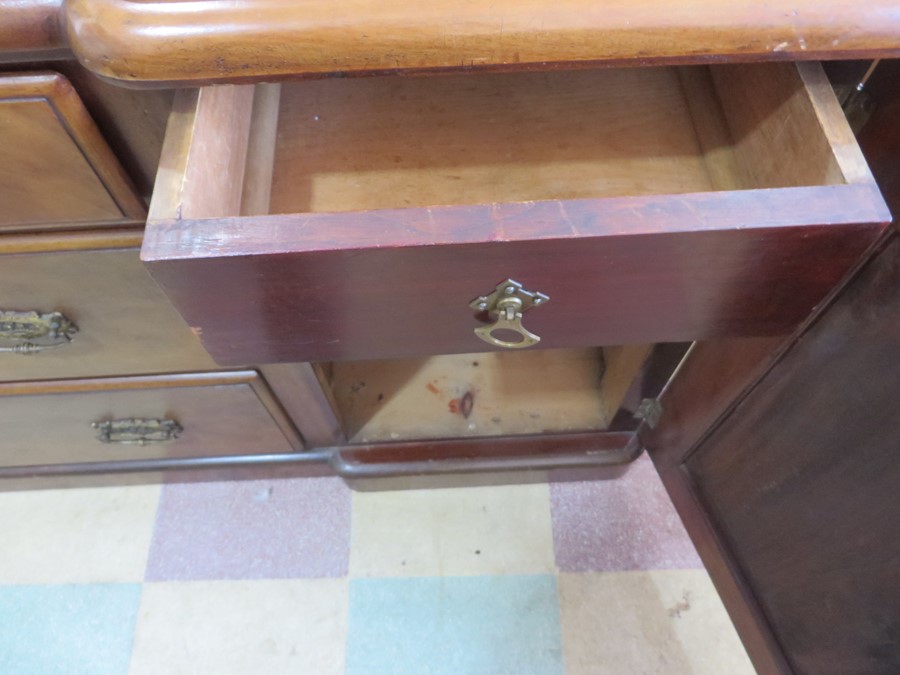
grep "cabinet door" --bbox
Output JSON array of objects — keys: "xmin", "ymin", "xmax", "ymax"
[{"xmin": 643, "ymin": 63, "xmax": 900, "ymax": 675}]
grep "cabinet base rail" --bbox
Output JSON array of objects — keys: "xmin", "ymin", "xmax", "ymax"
[{"xmin": 0, "ymin": 431, "xmax": 640, "ymax": 481}]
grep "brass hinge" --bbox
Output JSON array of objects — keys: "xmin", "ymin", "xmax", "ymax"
[
  {"xmin": 634, "ymin": 398, "xmax": 663, "ymax": 429},
  {"xmin": 834, "ymin": 60, "xmax": 880, "ymax": 135}
]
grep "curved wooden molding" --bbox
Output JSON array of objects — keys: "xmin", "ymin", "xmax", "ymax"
[
  {"xmin": 65, "ymin": 0, "xmax": 900, "ymax": 85},
  {"xmin": 0, "ymin": 72, "xmax": 146, "ymax": 228},
  {"xmin": 0, "ymin": 0, "xmax": 68, "ymax": 62}
]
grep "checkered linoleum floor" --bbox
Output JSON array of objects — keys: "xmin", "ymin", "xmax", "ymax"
[{"xmin": 0, "ymin": 454, "xmax": 754, "ymax": 674}]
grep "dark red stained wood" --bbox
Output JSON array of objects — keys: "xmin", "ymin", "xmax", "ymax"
[
  {"xmin": 336, "ymin": 430, "xmax": 635, "ymax": 466},
  {"xmin": 673, "ymin": 67, "xmax": 900, "ymax": 675},
  {"xmin": 656, "ymin": 466, "xmax": 794, "ymax": 675},
  {"xmin": 858, "ymin": 60, "xmax": 900, "ymax": 216},
  {"xmin": 642, "ymin": 337, "xmax": 788, "ymax": 468},
  {"xmin": 143, "ymin": 184, "xmax": 889, "ymax": 365},
  {"xmin": 684, "ymin": 232, "xmax": 900, "ymax": 675},
  {"xmin": 334, "ymin": 430, "xmax": 640, "ymax": 486},
  {"xmin": 638, "ymin": 65, "xmax": 900, "ymax": 674}
]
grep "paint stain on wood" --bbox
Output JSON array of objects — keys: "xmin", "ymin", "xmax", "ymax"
[{"xmin": 449, "ymin": 390, "xmax": 475, "ymax": 418}]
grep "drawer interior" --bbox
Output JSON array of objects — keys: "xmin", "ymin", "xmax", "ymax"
[
  {"xmin": 250, "ymin": 63, "xmax": 857, "ymax": 217},
  {"xmin": 144, "ymin": 61, "xmax": 886, "ymax": 367},
  {"xmin": 315, "ymin": 344, "xmax": 657, "ymax": 443}
]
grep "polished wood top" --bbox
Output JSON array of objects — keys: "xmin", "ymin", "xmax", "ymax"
[
  {"xmin": 2, "ymin": 1, "xmax": 900, "ymax": 83},
  {"xmin": 3, "ymin": 0, "xmax": 897, "ymax": 85}
]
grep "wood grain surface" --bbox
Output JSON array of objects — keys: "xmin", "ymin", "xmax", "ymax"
[
  {"xmin": 686, "ymin": 232, "xmax": 900, "ymax": 675},
  {"xmin": 0, "ymin": 241, "xmax": 218, "ymax": 381},
  {"xmin": 328, "ymin": 348, "xmax": 615, "ymax": 442},
  {"xmin": 0, "ymin": 72, "xmax": 145, "ymax": 230},
  {"xmin": 144, "ymin": 185, "xmax": 888, "ymax": 365},
  {"xmin": 641, "ymin": 65, "xmax": 900, "ymax": 674},
  {"xmin": 145, "ymin": 62, "xmax": 889, "ymax": 364},
  {"xmin": 0, "ymin": 0, "xmax": 67, "ymax": 62},
  {"xmin": 62, "ymin": 0, "xmax": 900, "ymax": 85},
  {"xmin": 0, "ymin": 371, "xmax": 303, "ymax": 467},
  {"xmin": 269, "ymin": 68, "xmax": 715, "ymax": 214}
]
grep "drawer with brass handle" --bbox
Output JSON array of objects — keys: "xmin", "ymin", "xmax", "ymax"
[
  {"xmin": 0, "ymin": 371, "xmax": 303, "ymax": 469},
  {"xmin": 142, "ymin": 62, "xmax": 889, "ymax": 366},
  {"xmin": 0, "ymin": 230, "xmax": 217, "ymax": 381}
]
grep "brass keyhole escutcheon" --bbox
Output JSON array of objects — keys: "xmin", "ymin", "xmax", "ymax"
[{"xmin": 469, "ymin": 279, "xmax": 549, "ymax": 349}]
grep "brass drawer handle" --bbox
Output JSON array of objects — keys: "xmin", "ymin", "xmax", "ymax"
[
  {"xmin": 469, "ymin": 279, "xmax": 549, "ymax": 349},
  {"xmin": 0, "ymin": 310, "xmax": 78, "ymax": 354},
  {"xmin": 92, "ymin": 418, "xmax": 183, "ymax": 445}
]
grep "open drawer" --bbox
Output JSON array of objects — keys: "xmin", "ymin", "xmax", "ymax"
[{"xmin": 142, "ymin": 63, "xmax": 890, "ymax": 365}]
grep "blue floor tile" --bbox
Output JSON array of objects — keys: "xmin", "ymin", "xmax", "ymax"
[
  {"xmin": 0, "ymin": 584, "xmax": 141, "ymax": 675},
  {"xmin": 346, "ymin": 575, "xmax": 564, "ymax": 675}
]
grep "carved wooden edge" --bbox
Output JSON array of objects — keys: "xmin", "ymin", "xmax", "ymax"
[
  {"xmin": 0, "ymin": 227, "xmax": 143, "ymax": 255},
  {"xmin": 0, "ymin": 370, "xmax": 263, "ymax": 397},
  {"xmin": 332, "ymin": 431, "xmax": 640, "ymax": 477},
  {"xmin": 0, "ymin": 0, "xmax": 67, "ymax": 63},
  {"xmin": 57, "ymin": 0, "xmax": 900, "ymax": 86},
  {"xmin": 0, "ymin": 72, "xmax": 146, "ymax": 222}
]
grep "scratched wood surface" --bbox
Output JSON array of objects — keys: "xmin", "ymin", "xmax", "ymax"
[
  {"xmin": 144, "ymin": 61, "xmax": 888, "ymax": 364},
  {"xmin": 145, "ymin": 180, "xmax": 887, "ymax": 365}
]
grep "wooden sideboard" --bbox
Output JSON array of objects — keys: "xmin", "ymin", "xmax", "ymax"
[{"xmin": 2, "ymin": 2, "xmax": 899, "ymax": 672}]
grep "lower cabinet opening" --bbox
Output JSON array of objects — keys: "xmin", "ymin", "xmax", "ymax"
[{"xmin": 313, "ymin": 343, "xmax": 687, "ymax": 443}]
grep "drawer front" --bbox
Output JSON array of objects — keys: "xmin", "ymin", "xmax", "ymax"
[
  {"xmin": 0, "ymin": 238, "xmax": 218, "ymax": 380},
  {"xmin": 143, "ymin": 63, "xmax": 890, "ymax": 365},
  {"xmin": 0, "ymin": 72, "xmax": 145, "ymax": 231},
  {"xmin": 0, "ymin": 371, "xmax": 302, "ymax": 467},
  {"xmin": 147, "ymin": 190, "xmax": 886, "ymax": 364}
]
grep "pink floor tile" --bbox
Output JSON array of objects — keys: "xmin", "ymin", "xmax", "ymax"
[
  {"xmin": 550, "ymin": 454, "xmax": 702, "ymax": 572},
  {"xmin": 146, "ymin": 477, "xmax": 351, "ymax": 581}
]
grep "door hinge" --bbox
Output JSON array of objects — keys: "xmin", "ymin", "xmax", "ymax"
[{"xmin": 634, "ymin": 398, "xmax": 663, "ymax": 429}]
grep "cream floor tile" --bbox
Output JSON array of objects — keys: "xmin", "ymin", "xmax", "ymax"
[
  {"xmin": 0, "ymin": 485, "xmax": 160, "ymax": 584},
  {"xmin": 350, "ymin": 483, "xmax": 555, "ymax": 577},
  {"xmin": 128, "ymin": 579, "xmax": 348, "ymax": 675},
  {"xmin": 559, "ymin": 570, "xmax": 755, "ymax": 675}
]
